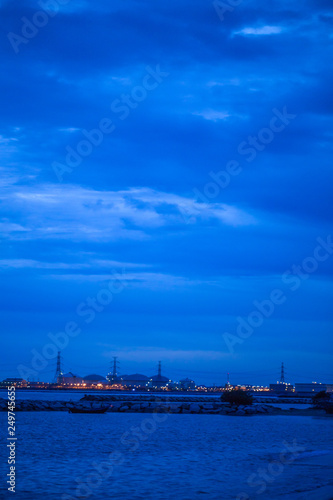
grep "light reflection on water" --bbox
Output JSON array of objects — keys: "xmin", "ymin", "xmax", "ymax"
[{"xmin": 0, "ymin": 413, "xmax": 332, "ymax": 500}]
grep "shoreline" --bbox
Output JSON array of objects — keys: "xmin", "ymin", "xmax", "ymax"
[
  {"xmin": 271, "ymin": 451, "xmax": 333, "ymax": 500},
  {"xmin": 0, "ymin": 397, "xmax": 332, "ymax": 416}
]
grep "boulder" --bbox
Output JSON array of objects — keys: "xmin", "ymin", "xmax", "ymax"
[
  {"xmin": 174, "ymin": 406, "xmax": 183, "ymax": 413},
  {"xmin": 119, "ymin": 405, "xmax": 130, "ymax": 412},
  {"xmin": 244, "ymin": 407, "xmax": 257, "ymax": 414},
  {"xmin": 52, "ymin": 402, "xmax": 64, "ymax": 410},
  {"xmin": 189, "ymin": 403, "xmax": 201, "ymax": 413},
  {"xmin": 202, "ymin": 404, "xmax": 214, "ymax": 411}
]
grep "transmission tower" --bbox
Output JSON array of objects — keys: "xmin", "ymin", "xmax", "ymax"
[
  {"xmin": 280, "ymin": 362, "xmax": 285, "ymax": 383},
  {"xmin": 112, "ymin": 356, "xmax": 119, "ymax": 378},
  {"xmin": 54, "ymin": 351, "xmax": 63, "ymax": 384},
  {"xmin": 107, "ymin": 356, "xmax": 119, "ymax": 383}
]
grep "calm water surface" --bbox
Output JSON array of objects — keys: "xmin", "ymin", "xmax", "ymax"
[{"xmin": 0, "ymin": 412, "xmax": 332, "ymax": 500}]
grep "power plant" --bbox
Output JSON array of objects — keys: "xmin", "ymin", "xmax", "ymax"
[{"xmin": 2, "ymin": 357, "xmax": 332, "ymax": 396}]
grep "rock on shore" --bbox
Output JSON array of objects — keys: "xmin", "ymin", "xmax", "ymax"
[{"xmin": 0, "ymin": 397, "xmax": 319, "ymax": 416}]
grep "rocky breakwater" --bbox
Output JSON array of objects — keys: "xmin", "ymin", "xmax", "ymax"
[
  {"xmin": 0, "ymin": 398, "xmax": 109, "ymax": 412},
  {"xmin": 0, "ymin": 396, "xmax": 278, "ymax": 414},
  {"xmin": 81, "ymin": 394, "xmax": 220, "ymax": 403},
  {"xmin": 97, "ymin": 401, "xmax": 280, "ymax": 416},
  {"xmin": 253, "ymin": 397, "xmax": 312, "ymax": 404},
  {"xmin": 0, "ymin": 397, "xmax": 321, "ymax": 415},
  {"xmin": 81, "ymin": 394, "xmax": 312, "ymax": 405}
]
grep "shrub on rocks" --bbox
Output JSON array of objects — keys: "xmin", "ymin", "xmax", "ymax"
[
  {"xmin": 312, "ymin": 391, "xmax": 330, "ymax": 408},
  {"xmin": 221, "ymin": 389, "xmax": 253, "ymax": 406}
]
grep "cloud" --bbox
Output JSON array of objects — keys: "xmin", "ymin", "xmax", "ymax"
[
  {"xmin": 0, "ymin": 258, "xmax": 147, "ymax": 270},
  {"xmin": 0, "ymin": 184, "xmax": 257, "ymax": 242},
  {"xmin": 58, "ymin": 127, "xmax": 81, "ymax": 133},
  {"xmin": 234, "ymin": 26, "xmax": 283, "ymax": 36},
  {"xmin": 193, "ymin": 109, "xmax": 230, "ymax": 121},
  {"xmin": 101, "ymin": 346, "xmax": 230, "ymax": 362}
]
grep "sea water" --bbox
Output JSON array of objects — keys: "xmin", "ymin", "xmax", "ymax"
[{"xmin": 0, "ymin": 412, "xmax": 332, "ymax": 499}]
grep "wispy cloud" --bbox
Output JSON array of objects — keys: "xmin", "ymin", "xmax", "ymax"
[
  {"xmin": 234, "ymin": 26, "xmax": 283, "ymax": 36},
  {"xmin": 193, "ymin": 109, "xmax": 230, "ymax": 121},
  {"xmin": 0, "ymin": 258, "xmax": 148, "ymax": 271},
  {"xmin": 101, "ymin": 346, "xmax": 230, "ymax": 362},
  {"xmin": 43, "ymin": 272, "xmax": 218, "ymax": 291},
  {"xmin": 1, "ymin": 185, "xmax": 257, "ymax": 242}
]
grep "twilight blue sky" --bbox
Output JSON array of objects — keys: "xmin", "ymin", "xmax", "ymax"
[{"xmin": 0, "ymin": 0, "xmax": 332, "ymax": 385}]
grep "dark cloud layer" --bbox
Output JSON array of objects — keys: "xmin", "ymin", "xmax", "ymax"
[{"xmin": 0, "ymin": 0, "xmax": 332, "ymax": 384}]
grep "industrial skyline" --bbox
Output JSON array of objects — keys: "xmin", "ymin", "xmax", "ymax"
[{"xmin": 1, "ymin": 353, "xmax": 331, "ymax": 388}]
